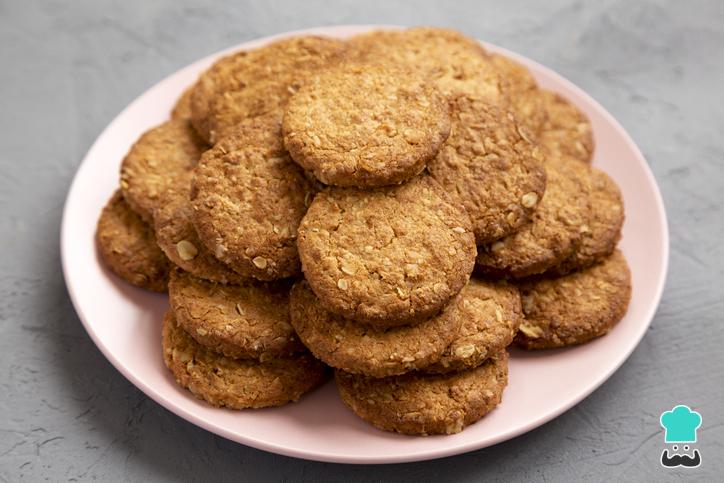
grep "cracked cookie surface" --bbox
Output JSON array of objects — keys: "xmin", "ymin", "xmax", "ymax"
[
  {"xmin": 283, "ymin": 63, "xmax": 451, "ymax": 187},
  {"xmin": 297, "ymin": 175, "xmax": 476, "ymax": 327},
  {"xmin": 336, "ymin": 351, "xmax": 508, "ymax": 435},
  {"xmin": 96, "ymin": 190, "xmax": 171, "ymax": 292},
  {"xmin": 289, "ymin": 280, "xmax": 463, "ymax": 378},
  {"xmin": 428, "ymin": 94, "xmax": 546, "ymax": 244},
  {"xmin": 169, "ymin": 269, "xmax": 304, "ymax": 360},
  {"xmin": 516, "ymin": 250, "xmax": 631, "ymax": 349},
  {"xmin": 162, "ymin": 310, "xmax": 328, "ymax": 409}
]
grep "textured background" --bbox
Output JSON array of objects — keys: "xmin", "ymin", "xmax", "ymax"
[{"xmin": 1, "ymin": 0, "xmax": 723, "ymax": 481}]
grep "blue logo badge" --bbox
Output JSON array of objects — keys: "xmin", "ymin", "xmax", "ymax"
[{"xmin": 660, "ymin": 405, "xmax": 702, "ymax": 468}]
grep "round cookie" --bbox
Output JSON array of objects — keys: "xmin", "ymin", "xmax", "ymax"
[
  {"xmin": 550, "ymin": 165, "xmax": 624, "ymax": 275},
  {"xmin": 490, "ymin": 53, "xmax": 537, "ymax": 93},
  {"xmin": 350, "ymin": 26, "xmax": 488, "ymax": 57},
  {"xmin": 537, "ymin": 90, "xmax": 594, "ymax": 163},
  {"xmin": 168, "ymin": 268, "xmax": 304, "ymax": 360},
  {"xmin": 171, "ymin": 85, "xmax": 195, "ymax": 121},
  {"xmin": 347, "ymin": 28, "xmax": 487, "ymax": 71},
  {"xmin": 96, "ymin": 190, "xmax": 171, "ymax": 292},
  {"xmin": 191, "ymin": 118, "xmax": 316, "ymax": 281},
  {"xmin": 425, "ymin": 279, "xmax": 522, "ymax": 374},
  {"xmin": 120, "ymin": 119, "xmax": 207, "ymax": 223},
  {"xmin": 297, "ymin": 175, "xmax": 476, "ymax": 327},
  {"xmin": 475, "ymin": 158, "xmax": 591, "ymax": 279},
  {"xmin": 154, "ymin": 172, "xmax": 244, "ymax": 284},
  {"xmin": 336, "ymin": 351, "xmax": 508, "ymax": 435},
  {"xmin": 489, "ymin": 54, "xmax": 547, "ymax": 135},
  {"xmin": 283, "ymin": 64, "xmax": 451, "ymax": 188},
  {"xmin": 347, "ymin": 27, "xmax": 506, "ymax": 105},
  {"xmin": 516, "ymin": 250, "xmax": 631, "ymax": 349},
  {"xmin": 162, "ymin": 310, "xmax": 328, "ymax": 409},
  {"xmin": 190, "ymin": 36, "xmax": 346, "ymax": 143},
  {"xmin": 428, "ymin": 93, "xmax": 547, "ymax": 244},
  {"xmin": 205, "ymin": 82, "xmax": 289, "ymax": 145},
  {"xmin": 289, "ymin": 280, "xmax": 463, "ymax": 378}
]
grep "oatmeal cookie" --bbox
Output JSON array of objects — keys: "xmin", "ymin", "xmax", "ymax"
[
  {"xmin": 489, "ymin": 53, "xmax": 547, "ymax": 134},
  {"xmin": 428, "ymin": 94, "xmax": 547, "ymax": 244},
  {"xmin": 96, "ymin": 190, "xmax": 171, "ymax": 292},
  {"xmin": 190, "ymin": 36, "xmax": 346, "ymax": 143},
  {"xmin": 538, "ymin": 90, "xmax": 594, "ymax": 162},
  {"xmin": 119, "ymin": 120, "xmax": 207, "ymax": 223},
  {"xmin": 490, "ymin": 53, "xmax": 537, "ymax": 93},
  {"xmin": 347, "ymin": 27, "xmax": 507, "ymax": 104},
  {"xmin": 475, "ymin": 159, "xmax": 590, "ymax": 278},
  {"xmin": 336, "ymin": 351, "xmax": 508, "ymax": 435},
  {"xmin": 297, "ymin": 176, "xmax": 476, "ymax": 327},
  {"xmin": 289, "ymin": 280, "xmax": 463, "ymax": 378},
  {"xmin": 283, "ymin": 64, "xmax": 451, "ymax": 187},
  {"xmin": 162, "ymin": 310, "xmax": 328, "ymax": 408},
  {"xmin": 516, "ymin": 250, "xmax": 631, "ymax": 349},
  {"xmin": 153, "ymin": 172, "xmax": 244, "ymax": 284},
  {"xmin": 169, "ymin": 268, "xmax": 304, "ymax": 360},
  {"xmin": 550, "ymin": 164, "xmax": 624, "ymax": 275},
  {"xmin": 191, "ymin": 118, "xmax": 316, "ymax": 281},
  {"xmin": 425, "ymin": 279, "xmax": 521, "ymax": 374},
  {"xmin": 205, "ymin": 82, "xmax": 289, "ymax": 144}
]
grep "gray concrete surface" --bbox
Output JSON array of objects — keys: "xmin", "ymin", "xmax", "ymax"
[{"xmin": 1, "ymin": 0, "xmax": 723, "ymax": 481}]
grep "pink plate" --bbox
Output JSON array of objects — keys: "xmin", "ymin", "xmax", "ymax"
[{"xmin": 61, "ymin": 25, "xmax": 668, "ymax": 464}]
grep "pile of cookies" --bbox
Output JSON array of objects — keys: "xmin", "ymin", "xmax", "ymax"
[{"xmin": 96, "ymin": 27, "xmax": 631, "ymax": 435}]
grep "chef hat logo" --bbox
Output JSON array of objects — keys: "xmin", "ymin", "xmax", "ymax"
[{"xmin": 660, "ymin": 405, "xmax": 702, "ymax": 443}]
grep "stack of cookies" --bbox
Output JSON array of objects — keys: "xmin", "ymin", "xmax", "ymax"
[{"xmin": 96, "ymin": 27, "xmax": 632, "ymax": 435}]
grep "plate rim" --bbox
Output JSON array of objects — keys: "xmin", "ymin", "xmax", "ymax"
[{"xmin": 60, "ymin": 24, "xmax": 669, "ymax": 464}]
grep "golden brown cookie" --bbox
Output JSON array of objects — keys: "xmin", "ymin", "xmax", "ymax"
[
  {"xmin": 96, "ymin": 190, "xmax": 171, "ymax": 292},
  {"xmin": 425, "ymin": 279, "xmax": 522, "ymax": 374},
  {"xmin": 169, "ymin": 269, "xmax": 304, "ymax": 361},
  {"xmin": 205, "ymin": 82, "xmax": 288, "ymax": 145},
  {"xmin": 550, "ymin": 165, "xmax": 624, "ymax": 275},
  {"xmin": 347, "ymin": 27, "xmax": 506, "ymax": 104},
  {"xmin": 350, "ymin": 27, "xmax": 488, "ymax": 56},
  {"xmin": 297, "ymin": 176, "xmax": 476, "ymax": 327},
  {"xmin": 119, "ymin": 120, "xmax": 207, "ymax": 223},
  {"xmin": 191, "ymin": 118, "xmax": 316, "ymax": 281},
  {"xmin": 490, "ymin": 53, "xmax": 537, "ymax": 93},
  {"xmin": 171, "ymin": 85, "xmax": 195, "ymax": 121},
  {"xmin": 283, "ymin": 63, "xmax": 451, "ymax": 187},
  {"xmin": 162, "ymin": 310, "xmax": 328, "ymax": 409},
  {"xmin": 475, "ymin": 159, "xmax": 591, "ymax": 278},
  {"xmin": 153, "ymin": 172, "xmax": 244, "ymax": 284},
  {"xmin": 489, "ymin": 53, "xmax": 547, "ymax": 134},
  {"xmin": 428, "ymin": 94, "xmax": 547, "ymax": 244},
  {"xmin": 516, "ymin": 250, "xmax": 631, "ymax": 349},
  {"xmin": 190, "ymin": 36, "xmax": 346, "ymax": 143},
  {"xmin": 336, "ymin": 351, "xmax": 508, "ymax": 435},
  {"xmin": 538, "ymin": 90, "xmax": 594, "ymax": 162},
  {"xmin": 289, "ymin": 280, "xmax": 463, "ymax": 378}
]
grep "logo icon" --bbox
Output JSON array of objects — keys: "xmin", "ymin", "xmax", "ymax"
[{"xmin": 660, "ymin": 405, "xmax": 702, "ymax": 468}]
